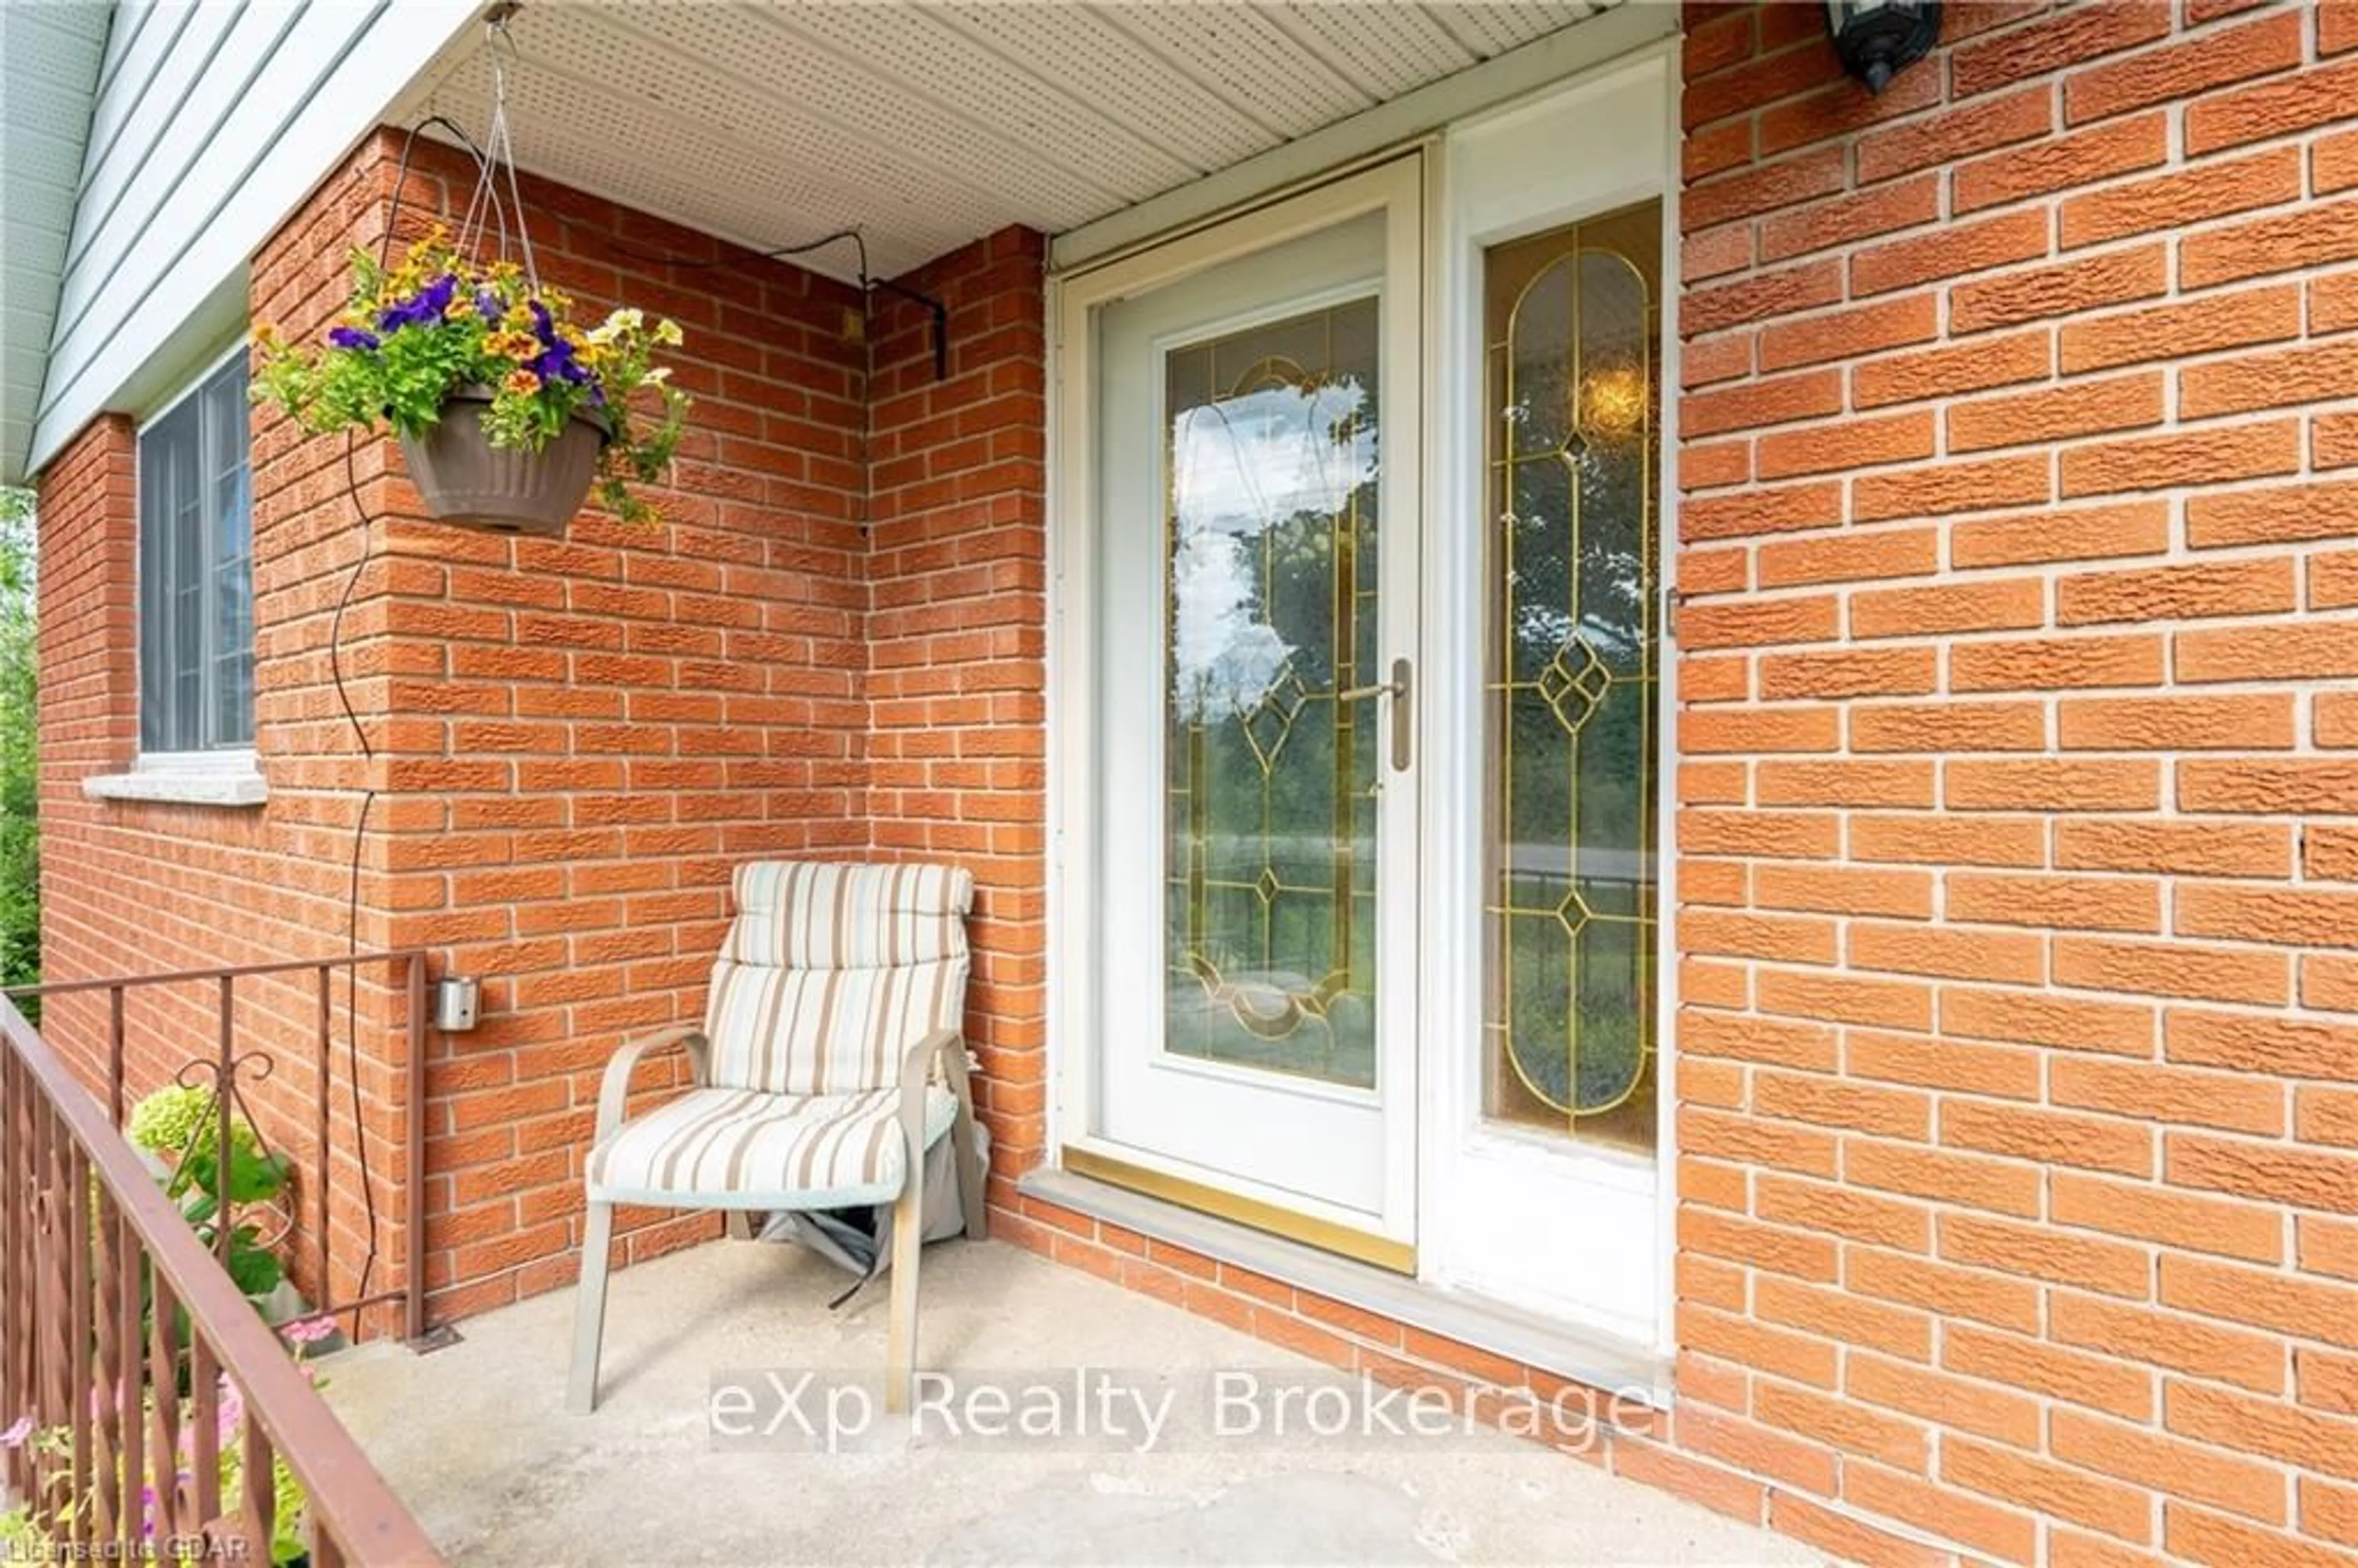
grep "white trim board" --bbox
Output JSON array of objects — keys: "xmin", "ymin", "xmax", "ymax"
[{"xmin": 1048, "ymin": 1, "xmax": 1675, "ymax": 277}]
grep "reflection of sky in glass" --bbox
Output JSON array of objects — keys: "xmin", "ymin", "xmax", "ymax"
[
  {"xmin": 1170, "ymin": 378, "xmax": 1375, "ymax": 721},
  {"xmin": 1173, "ymin": 379, "xmax": 1374, "ymax": 536}
]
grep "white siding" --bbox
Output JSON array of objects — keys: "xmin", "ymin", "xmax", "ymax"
[{"xmin": 25, "ymin": 0, "xmax": 475, "ymax": 478}]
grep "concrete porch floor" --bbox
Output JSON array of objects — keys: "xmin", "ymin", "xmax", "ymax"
[{"xmin": 322, "ymin": 1238, "xmax": 1823, "ymax": 1567}]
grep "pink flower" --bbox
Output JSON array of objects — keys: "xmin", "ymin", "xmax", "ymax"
[
  {"xmin": 281, "ymin": 1314, "xmax": 338, "ymax": 1347},
  {"xmin": 1, "ymin": 1415, "xmax": 33, "ymax": 1448}
]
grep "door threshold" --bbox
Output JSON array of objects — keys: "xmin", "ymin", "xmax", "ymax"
[
  {"xmin": 1019, "ymin": 1165, "xmax": 1671, "ymax": 1408},
  {"xmin": 1060, "ymin": 1144, "xmax": 1415, "ymax": 1274}
]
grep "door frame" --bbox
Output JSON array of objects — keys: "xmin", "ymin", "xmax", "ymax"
[
  {"xmin": 1046, "ymin": 44, "xmax": 1682, "ymax": 1356},
  {"xmin": 1046, "ymin": 155, "xmax": 1428, "ymax": 1262}
]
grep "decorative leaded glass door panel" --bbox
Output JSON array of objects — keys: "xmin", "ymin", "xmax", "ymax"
[
  {"xmin": 1082, "ymin": 161, "xmax": 1422, "ymax": 1267},
  {"xmin": 1483, "ymin": 200, "xmax": 1662, "ymax": 1156}
]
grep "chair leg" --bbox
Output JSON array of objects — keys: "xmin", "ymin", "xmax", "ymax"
[
  {"xmin": 724, "ymin": 1210, "xmax": 755, "ymax": 1241},
  {"xmin": 951, "ymin": 1104, "xmax": 988, "ymax": 1241},
  {"xmin": 568, "ymin": 1201, "xmax": 615, "ymax": 1415},
  {"xmin": 884, "ymin": 1168, "xmax": 925, "ymax": 1415}
]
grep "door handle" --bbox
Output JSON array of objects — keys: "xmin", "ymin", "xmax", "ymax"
[{"xmin": 1334, "ymin": 658, "xmax": 1413, "ymax": 772}]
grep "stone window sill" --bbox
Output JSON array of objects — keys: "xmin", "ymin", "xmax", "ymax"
[{"xmin": 84, "ymin": 756, "xmax": 268, "ymax": 807}]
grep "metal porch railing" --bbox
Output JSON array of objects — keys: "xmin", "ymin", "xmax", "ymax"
[{"xmin": 1, "ymin": 960, "xmax": 442, "ymax": 1563}]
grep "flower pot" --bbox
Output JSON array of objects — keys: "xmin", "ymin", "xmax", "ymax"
[{"xmin": 398, "ymin": 385, "xmax": 604, "ymax": 537}]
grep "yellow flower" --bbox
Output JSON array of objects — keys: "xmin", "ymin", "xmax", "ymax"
[
  {"xmin": 487, "ymin": 330, "xmax": 538, "ymax": 359},
  {"xmin": 504, "ymin": 368, "xmax": 542, "ymax": 397},
  {"xmin": 253, "ymin": 324, "xmax": 284, "ymax": 350},
  {"xmin": 604, "ymin": 307, "xmax": 644, "ymax": 335},
  {"xmin": 652, "ymin": 318, "xmax": 683, "ymax": 347},
  {"xmin": 504, "ymin": 306, "xmax": 535, "ymax": 332}
]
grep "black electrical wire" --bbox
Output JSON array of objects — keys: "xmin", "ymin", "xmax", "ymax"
[{"xmin": 324, "ymin": 112, "xmax": 496, "ymax": 1330}]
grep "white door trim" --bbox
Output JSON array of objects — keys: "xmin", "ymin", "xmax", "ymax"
[{"xmin": 1048, "ymin": 156, "xmax": 1427, "ymax": 1254}]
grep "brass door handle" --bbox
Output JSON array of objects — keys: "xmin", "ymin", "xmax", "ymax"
[{"xmin": 1334, "ymin": 658, "xmax": 1413, "ymax": 772}]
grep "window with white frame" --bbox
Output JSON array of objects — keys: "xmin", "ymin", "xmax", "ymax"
[{"xmin": 138, "ymin": 352, "xmax": 254, "ymax": 754}]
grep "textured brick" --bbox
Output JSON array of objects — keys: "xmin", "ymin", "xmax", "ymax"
[
  {"xmin": 1947, "ymin": 871, "xmax": 2161, "ymax": 933},
  {"xmin": 1948, "ymin": 374, "xmax": 2165, "ymax": 455},
  {"xmin": 1851, "ymin": 209, "xmax": 2050, "ymax": 298},
  {"xmin": 2060, "ymin": 421, "xmax": 2302, "ymax": 500},
  {"xmin": 1853, "ymin": 330, "xmax": 2051, "ymax": 409},
  {"xmin": 2054, "ymin": 820, "xmax": 2294, "ymax": 880},
  {"xmin": 2167, "ymin": 1009, "xmax": 2358, "ymax": 1084},
  {"xmin": 1756, "ymin": 527, "xmax": 1938, "ymax": 588},
  {"xmin": 2053, "ymin": 936, "xmax": 2289, "ymax": 1006},
  {"xmin": 2059, "ymin": 693, "xmax": 2296, "ymax": 751},
  {"xmin": 1949, "ymin": 3, "xmax": 2171, "ymax": 99},
  {"xmin": 2181, "ymin": 340, "xmax": 2358, "ymax": 421},
  {"xmin": 2061, "ymin": 284, "xmax": 2303, "ymax": 374},
  {"xmin": 2064, "ymin": 10, "xmax": 2306, "ymax": 125},
  {"xmin": 1857, "ymin": 83, "xmax": 2051, "ymax": 182},
  {"xmin": 2179, "ymin": 197, "xmax": 2358, "ymax": 290},
  {"xmin": 2186, "ymin": 479, "xmax": 2358, "ymax": 548},
  {"xmin": 2186, "ymin": 55, "xmax": 2358, "ymax": 155},
  {"xmin": 1950, "ymin": 632, "xmax": 2166, "ymax": 693},
  {"xmin": 2061, "ymin": 146, "xmax": 2305, "ymax": 250},
  {"xmin": 1853, "ymin": 454, "xmax": 2054, "ymax": 522},
  {"xmin": 1759, "ymin": 175, "xmax": 1941, "ymax": 263},
  {"xmin": 1759, "ymin": 292, "xmax": 1941, "ymax": 371},
  {"xmin": 1954, "ymin": 112, "xmax": 2171, "ymax": 214},
  {"xmin": 1951, "ymin": 246, "xmax": 2170, "ymax": 335},
  {"xmin": 1756, "ymin": 411, "xmax": 1935, "ymax": 479}
]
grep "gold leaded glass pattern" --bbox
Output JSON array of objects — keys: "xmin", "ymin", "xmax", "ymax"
[
  {"xmin": 1162, "ymin": 296, "xmax": 1382, "ymax": 1090},
  {"xmin": 1482, "ymin": 201, "xmax": 1661, "ymax": 1152}
]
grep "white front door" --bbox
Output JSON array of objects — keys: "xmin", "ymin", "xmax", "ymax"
[{"xmin": 1071, "ymin": 159, "xmax": 1423, "ymax": 1265}]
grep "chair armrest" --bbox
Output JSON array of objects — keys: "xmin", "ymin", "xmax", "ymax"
[
  {"xmin": 593, "ymin": 1026, "xmax": 710, "ymax": 1144},
  {"xmin": 897, "ymin": 1027, "xmax": 965, "ymax": 1160}
]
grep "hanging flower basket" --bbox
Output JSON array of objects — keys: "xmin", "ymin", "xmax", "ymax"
[
  {"xmin": 251, "ymin": 228, "xmax": 688, "ymax": 535},
  {"xmin": 399, "ymin": 383, "xmax": 607, "ymax": 537}
]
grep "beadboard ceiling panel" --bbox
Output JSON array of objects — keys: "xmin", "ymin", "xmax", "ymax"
[{"xmin": 395, "ymin": 1, "xmax": 1619, "ymax": 284}]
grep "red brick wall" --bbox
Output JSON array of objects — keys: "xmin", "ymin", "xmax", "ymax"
[
  {"xmin": 865, "ymin": 227, "xmax": 1051, "ymax": 1188},
  {"xmin": 1668, "ymin": 1, "xmax": 2352, "ymax": 1561},
  {"xmin": 352, "ymin": 139, "xmax": 879, "ymax": 1317}
]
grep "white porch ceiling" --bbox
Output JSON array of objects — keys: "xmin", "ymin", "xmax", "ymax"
[{"xmin": 396, "ymin": 1, "xmax": 1622, "ymax": 282}]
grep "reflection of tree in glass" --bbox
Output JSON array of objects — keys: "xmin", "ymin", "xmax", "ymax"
[
  {"xmin": 1166, "ymin": 362, "xmax": 1383, "ymax": 1076},
  {"xmin": 1492, "ymin": 240, "xmax": 1659, "ymax": 1131}
]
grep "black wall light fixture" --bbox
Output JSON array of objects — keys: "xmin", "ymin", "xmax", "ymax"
[{"xmin": 1824, "ymin": 1, "xmax": 1944, "ymax": 95}]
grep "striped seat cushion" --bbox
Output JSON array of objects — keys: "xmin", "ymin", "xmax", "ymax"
[
  {"xmin": 705, "ymin": 861, "xmax": 974, "ymax": 1097},
  {"xmin": 588, "ymin": 1084, "xmax": 959, "ymax": 1209}
]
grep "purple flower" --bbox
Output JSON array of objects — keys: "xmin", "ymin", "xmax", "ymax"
[
  {"xmin": 377, "ymin": 272, "xmax": 459, "ymax": 332},
  {"xmin": 327, "ymin": 325, "xmax": 380, "ymax": 352},
  {"xmin": 475, "ymin": 287, "xmax": 502, "ymax": 324}
]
